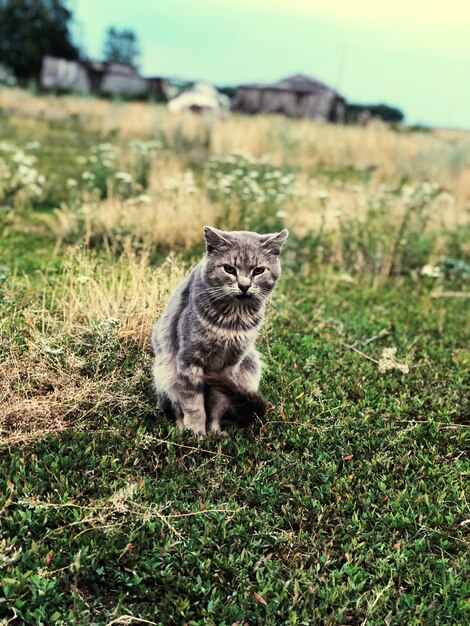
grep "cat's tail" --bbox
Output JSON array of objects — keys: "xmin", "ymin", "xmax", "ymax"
[{"xmin": 203, "ymin": 373, "xmax": 268, "ymax": 427}]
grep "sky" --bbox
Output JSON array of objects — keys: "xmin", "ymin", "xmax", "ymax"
[{"xmin": 72, "ymin": 0, "xmax": 470, "ymax": 129}]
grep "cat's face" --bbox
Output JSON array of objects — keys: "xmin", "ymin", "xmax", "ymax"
[{"xmin": 202, "ymin": 227, "xmax": 288, "ymax": 303}]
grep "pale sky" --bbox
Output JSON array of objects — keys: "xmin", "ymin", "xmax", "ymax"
[{"xmin": 73, "ymin": 0, "xmax": 470, "ymax": 128}]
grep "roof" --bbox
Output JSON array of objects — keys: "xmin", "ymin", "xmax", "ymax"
[
  {"xmin": 238, "ymin": 74, "xmax": 343, "ymax": 98},
  {"xmin": 85, "ymin": 61, "xmax": 139, "ymax": 77}
]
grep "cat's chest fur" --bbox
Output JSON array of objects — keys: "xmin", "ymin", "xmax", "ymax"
[{"xmin": 193, "ymin": 313, "xmax": 258, "ymax": 371}]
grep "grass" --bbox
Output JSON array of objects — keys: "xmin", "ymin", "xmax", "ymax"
[
  {"xmin": 0, "ymin": 89, "xmax": 469, "ymax": 625},
  {"xmin": 2, "ymin": 86, "xmax": 470, "ymax": 211}
]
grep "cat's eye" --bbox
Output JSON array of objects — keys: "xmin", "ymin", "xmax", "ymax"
[
  {"xmin": 223, "ymin": 264, "xmax": 237, "ymax": 275},
  {"xmin": 252, "ymin": 267, "xmax": 266, "ymax": 276}
]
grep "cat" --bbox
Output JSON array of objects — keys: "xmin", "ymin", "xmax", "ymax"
[{"xmin": 151, "ymin": 226, "xmax": 288, "ymax": 435}]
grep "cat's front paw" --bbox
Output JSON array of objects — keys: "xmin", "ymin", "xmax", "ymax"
[
  {"xmin": 209, "ymin": 423, "xmax": 229, "ymax": 438},
  {"xmin": 183, "ymin": 416, "xmax": 206, "ymax": 436}
]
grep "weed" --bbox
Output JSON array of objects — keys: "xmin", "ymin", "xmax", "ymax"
[{"xmin": 205, "ymin": 153, "xmax": 294, "ymax": 232}]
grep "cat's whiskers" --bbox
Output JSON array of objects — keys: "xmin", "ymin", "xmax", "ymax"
[{"xmin": 205, "ymin": 287, "xmax": 232, "ymax": 306}]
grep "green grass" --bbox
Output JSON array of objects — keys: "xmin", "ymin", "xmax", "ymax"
[
  {"xmin": 1, "ymin": 116, "xmax": 469, "ymax": 625},
  {"xmin": 1, "ymin": 255, "xmax": 469, "ymax": 624}
]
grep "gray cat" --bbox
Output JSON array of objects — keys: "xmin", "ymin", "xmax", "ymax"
[{"xmin": 151, "ymin": 226, "xmax": 288, "ymax": 435}]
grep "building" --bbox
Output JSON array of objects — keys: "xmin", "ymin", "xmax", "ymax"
[
  {"xmin": 167, "ymin": 82, "xmax": 230, "ymax": 113},
  {"xmin": 232, "ymin": 74, "xmax": 346, "ymax": 122},
  {"xmin": 40, "ymin": 56, "xmax": 168, "ymax": 100}
]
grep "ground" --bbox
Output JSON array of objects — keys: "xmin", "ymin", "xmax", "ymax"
[{"xmin": 0, "ymin": 90, "xmax": 469, "ymax": 625}]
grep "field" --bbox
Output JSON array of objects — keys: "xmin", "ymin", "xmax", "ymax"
[{"xmin": 0, "ymin": 88, "xmax": 469, "ymax": 625}]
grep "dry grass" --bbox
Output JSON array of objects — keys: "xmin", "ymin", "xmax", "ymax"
[
  {"xmin": 2, "ymin": 87, "xmax": 470, "ymax": 209},
  {"xmin": 3, "ymin": 85, "xmax": 467, "ymax": 288},
  {"xmin": 0, "ymin": 350, "xmax": 139, "ymax": 447},
  {"xmin": 57, "ymin": 247, "xmax": 186, "ymax": 345},
  {"xmin": 287, "ymin": 173, "xmax": 463, "ymax": 236},
  {"xmin": 50, "ymin": 189, "xmax": 215, "ymax": 252},
  {"xmin": 0, "ymin": 87, "xmax": 210, "ymax": 141},
  {"xmin": 0, "ymin": 249, "xmax": 185, "ymax": 446},
  {"xmin": 212, "ymin": 116, "xmax": 470, "ymax": 210},
  {"xmin": 46, "ymin": 158, "xmax": 465, "ymax": 267}
]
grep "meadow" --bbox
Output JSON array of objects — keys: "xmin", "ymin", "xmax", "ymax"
[{"xmin": 0, "ymin": 89, "xmax": 469, "ymax": 625}]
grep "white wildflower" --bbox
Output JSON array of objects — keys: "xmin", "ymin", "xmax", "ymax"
[
  {"xmin": 0, "ymin": 141, "xmax": 17, "ymax": 153},
  {"xmin": 12, "ymin": 150, "xmax": 25, "ymax": 163},
  {"xmin": 421, "ymin": 264, "xmax": 442, "ymax": 278},
  {"xmin": 164, "ymin": 177, "xmax": 179, "ymax": 191},
  {"xmin": 115, "ymin": 172, "xmax": 133, "ymax": 183}
]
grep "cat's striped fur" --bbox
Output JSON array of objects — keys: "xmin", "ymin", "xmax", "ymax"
[{"xmin": 151, "ymin": 226, "xmax": 288, "ymax": 435}]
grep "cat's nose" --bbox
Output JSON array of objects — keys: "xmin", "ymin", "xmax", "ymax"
[{"xmin": 238, "ymin": 283, "xmax": 250, "ymax": 294}]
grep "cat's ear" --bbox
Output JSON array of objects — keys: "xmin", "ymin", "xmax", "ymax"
[
  {"xmin": 203, "ymin": 226, "xmax": 231, "ymax": 253},
  {"xmin": 260, "ymin": 229, "xmax": 289, "ymax": 256}
]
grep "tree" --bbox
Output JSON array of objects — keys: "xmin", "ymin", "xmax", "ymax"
[
  {"xmin": 102, "ymin": 27, "xmax": 140, "ymax": 67},
  {"xmin": 216, "ymin": 85, "xmax": 237, "ymax": 100},
  {"xmin": 346, "ymin": 102, "xmax": 405, "ymax": 125},
  {"xmin": 0, "ymin": 0, "xmax": 79, "ymax": 82}
]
